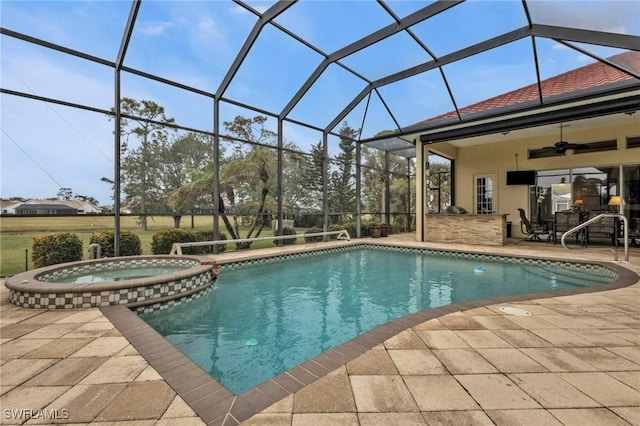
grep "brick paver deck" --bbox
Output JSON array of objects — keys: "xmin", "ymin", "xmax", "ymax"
[{"xmin": 1, "ymin": 236, "xmax": 638, "ymax": 425}]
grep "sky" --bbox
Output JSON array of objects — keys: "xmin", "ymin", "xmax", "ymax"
[{"xmin": 1, "ymin": 0, "xmax": 638, "ymax": 206}]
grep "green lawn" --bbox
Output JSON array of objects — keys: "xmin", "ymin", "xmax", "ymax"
[{"xmin": 0, "ymin": 215, "xmax": 304, "ymax": 276}]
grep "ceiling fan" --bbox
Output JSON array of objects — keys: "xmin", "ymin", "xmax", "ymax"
[{"xmin": 529, "ymin": 124, "xmax": 588, "ymax": 157}]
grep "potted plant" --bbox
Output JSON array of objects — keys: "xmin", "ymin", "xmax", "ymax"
[
  {"xmin": 370, "ymin": 222, "xmax": 382, "ymax": 238},
  {"xmin": 380, "ymin": 222, "xmax": 389, "ymax": 237}
]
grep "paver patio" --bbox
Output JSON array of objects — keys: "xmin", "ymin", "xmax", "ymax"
[{"xmin": 1, "ymin": 236, "xmax": 639, "ymax": 425}]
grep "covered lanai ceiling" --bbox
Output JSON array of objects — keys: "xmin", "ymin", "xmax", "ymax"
[{"xmin": 2, "ymin": 0, "xmax": 639, "ymax": 161}]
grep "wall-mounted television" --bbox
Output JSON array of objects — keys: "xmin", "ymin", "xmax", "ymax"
[{"xmin": 506, "ymin": 170, "xmax": 536, "ymax": 186}]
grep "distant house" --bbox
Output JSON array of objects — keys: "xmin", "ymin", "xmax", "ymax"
[
  {"xmin": 14, "ymin": 202, "xmax": 77, "ymax": 215},
  {"xmin": 4, "ymin": 199, "xmax": 102, "ymax": 215},
  {"xmin": 0, "ymin": 200, "xmax": 23, "ymax": 215},
  {"xmin": 60, "ymin": 200, "xmax": 102, "ymax": 214}
]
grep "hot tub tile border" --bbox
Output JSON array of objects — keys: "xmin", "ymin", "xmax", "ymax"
[{"xmin": 6, "ymin": 257, "xmax": 215, "ymax": 309}]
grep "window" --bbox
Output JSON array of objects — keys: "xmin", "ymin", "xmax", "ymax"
[
  {"xmin": 474, "ymin": 174, "xmax": 495, "ymax": 214},
  {"xmin": 626, "ymin": 136, "xmax": 640, "ymax": 149},
  {"xmin": 550, "ymin": 183, "xmax": 571, "ymax": 213},
  {"xmin": 532, "ymin": 165, "xmax": 640, "ymax": 228}
]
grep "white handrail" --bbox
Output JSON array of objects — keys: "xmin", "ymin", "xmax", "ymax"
[
  {"xmin": 170, "ymin": 229, "xmax": 351, "ymax": 255},
  {"xmin": 560, "ymin": 213, "xmax": 628, "ymax": 262}
]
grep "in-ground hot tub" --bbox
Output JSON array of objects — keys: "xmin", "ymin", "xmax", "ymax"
[{"xmin": 5, "ymin": 255, "xmax": 219, "ymax": 310}]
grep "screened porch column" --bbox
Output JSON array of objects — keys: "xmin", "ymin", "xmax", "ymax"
[{"xmin": 415, "ymin": 139, "xmax": 426, "ymax": 242}]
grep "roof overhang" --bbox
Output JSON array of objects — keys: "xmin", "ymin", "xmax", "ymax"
[{"xmin": 360, "ymin": 84, "xmax": 640, "ymax": 157}]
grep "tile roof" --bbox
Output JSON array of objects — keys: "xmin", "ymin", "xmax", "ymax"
[{"xmin": 417, "ymin": 51, "xmax": 640, "ymax": 125}]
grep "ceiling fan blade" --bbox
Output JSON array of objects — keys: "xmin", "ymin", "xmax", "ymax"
[
  {"xmin": 528, "ymin": 146, "xmax": 563, "ymax": 159},
  {"xmin": 541, "ymin": 146, "xmax": 559, "ymax": 153},
  {"xmin": 572, "ymin": 139, "xmax": 617, "ymax": 154}
]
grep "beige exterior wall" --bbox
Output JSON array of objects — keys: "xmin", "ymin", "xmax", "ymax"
[{"xmin": 432, "ymin": 120, "xmax": 640, "ymax": 239}]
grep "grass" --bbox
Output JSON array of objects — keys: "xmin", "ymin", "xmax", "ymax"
[{"xmin": 0, "ymin": 215, "xmax": 306, "ymax": 277}]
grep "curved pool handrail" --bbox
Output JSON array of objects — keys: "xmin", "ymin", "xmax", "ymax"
[{"xmin": 560, "ymin": 213, "xmax": 628, "ymax": 263}]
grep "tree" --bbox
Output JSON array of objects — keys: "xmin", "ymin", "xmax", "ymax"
[
  {"xmin": 362, "ymin": 146, "xmax": 410, "ymax": 216},
  {"xmin": 74, "ymin": 194, "xmax": 101, "ymax": 206},
  {"xmin": 171, "ymin": 115, "xmax": 317, "ymax": 246},
  {"xmin": 172, "ymin": 115, "xmax": 279, "ymax": 249},
  {"xmin": 300, "ymin": 141, "xmax": 324, "ymax": 210},
  {"xmin": 361, "ymin": 146, "xmax": 386, "ymax": 214},
  {"xmin": 221, "ymin": 116, "xmax": 279, "ymax": 245},
  {"xmin": 56, "ymin": 188, "xmax": 100, "ymax": 208},
  {"xmin": 57, "ymin": 187, "xmax": 73, "ymax": 201},
  {"xmin": 281, "ymin": 147, "xmax": 311, "ymax": 214},
  {"xmin": 328, "ymin": 122, "xmax": 357, "ymax": 220},
  {"xmin": 114, "ymin": 99, "xmax": 216, "ymax": 229},
  {"xmin": 232, "ymin": 144, "xmax": 277, "ymax": 243},
  {"xmin": 389, "ymin": 159, "xmax": 415, "ymax": 231},
  {"xmin": 116, "ymin": 98, "xmax": 176, "ymax": 230},
  {"xmin": 162, "ymin": 133, "xmax": 213, "ymax": 227},
  {"xmin": 426, "ymin": 162, "xmax": 451, "ymax": 213}
]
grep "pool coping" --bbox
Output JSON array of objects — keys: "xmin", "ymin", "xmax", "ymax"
[{"xmin": 99, "ymin": 244, "xmax": 639, "ymax": 425}]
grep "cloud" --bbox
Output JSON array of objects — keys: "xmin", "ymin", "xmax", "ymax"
[
  {"xmin": 1, "ymin": 97, "xmax": 115, "ymax": 203},
  {"xmin": 530, "ymin": 0, "xmax": 639, "ymax": 36},
  {"xmin": 198, "ymin": 18, "xmax": 217, "ymax": 36},
  {"xmin": 1, "ymin": 46, "xmax": 116, "ymax": 202},
  {"xmin": 195, "ymin": 16, "xmax": 226, "ymax": 49},
  {"xmin": 138, "ymin": 21, "xmax": 174, "ymax": 36},
  {"xmin": 3, "ymin": 49, "xmax": 113, "ymax": 109}
]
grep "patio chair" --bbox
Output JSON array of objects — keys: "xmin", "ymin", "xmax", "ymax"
[
  {"xmin": 554, "ymin": 210, "xmax": 584, "ymax": 245},
  {"xmin": 585, "ymin": 211, "xmax": 616, "ymax": 246},
  {"xmin": 517, "ymin": 208, "xmax": 546, "ymax": 241}
]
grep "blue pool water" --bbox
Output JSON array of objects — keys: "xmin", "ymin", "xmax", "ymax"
[
  {"xmin": 139, "ymin": 247, "xmax": 613, "ymax": 394},
  {"xmin": 46, "ymin": 265, "xmax": 188, "ymax": 283}
]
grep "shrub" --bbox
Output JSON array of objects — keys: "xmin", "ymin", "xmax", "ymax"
[
  {"xmin": 274, "ymin": 227, "xmax": 297, "ymax": 245},
  {"xmin": 304, "ymin": 227, "xmax": 323, "ymax": 243},
  {"xmin": 335, "ymin": 220, "xmax": 357, "ymax": 238},
  {"xmin": 390, "ymin": 222, "xmax": 405, "ymax": 234},
  {"xmin": 151, "ymin": 229, "xmax": 195, "ymax": 254},
  {"xmin": 292, "ymin": 214, "xmax": 323, "ymax": 228},
  {"xmin": 360, "ymin": 220, "xmax": 375, "ymax": 237},
  {"xmin": 90, "ymin": 230, "xmax": 142, "ymax": 257},
  {"xmin": 193, "ymin": 230, "xmax": 227, "ymax": 253},
  {"xmin": 32, "ymin": 233, "xmax": 83, "ymax": 268}
]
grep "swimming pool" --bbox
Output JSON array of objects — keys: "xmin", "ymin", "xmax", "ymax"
[{"xmin": 139, "ymin": 245, "xmax": 616, "ymax": 394}]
